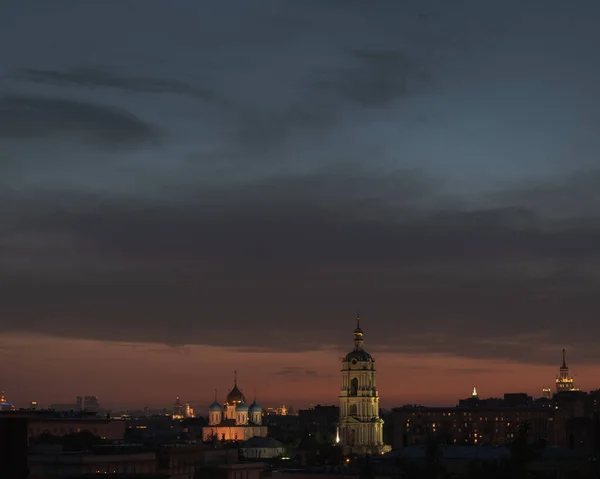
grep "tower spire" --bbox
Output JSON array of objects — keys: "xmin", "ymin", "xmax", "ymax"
[
  {"xmin": 234, "ymin": 370, "xmax": 237, "ymax": 384},
  {"xmin": 214, "ymin": 389, "xmax": 218, "ymax": 402},
  {"xmin": 562, "ymin": 349, "xmax": 566, "ymax": 368},
  {"xmin": 353, "ymin": 313, "xmax": 364, "ymax": 350}
]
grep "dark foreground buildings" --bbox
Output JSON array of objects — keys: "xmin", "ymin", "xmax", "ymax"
[
  {"xmin": 0, "ymin": 416, "xmax": 29, "ymax": 479},
  {"xmin": 392, "ymin": 389, "xmax": 600, "ymax": 454}
]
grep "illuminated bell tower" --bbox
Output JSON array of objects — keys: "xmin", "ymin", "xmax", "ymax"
[
  {"xmin": 556, "ymin": 348, "xmax": 576, "ymax": 392},
  {"xmin": 338, "ymin": 315, "xmax": 384, "ymax": 455}
]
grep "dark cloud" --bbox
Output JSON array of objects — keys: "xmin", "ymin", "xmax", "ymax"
[
  {"xmin": 276, "ymin": 367, "xmax": 332, "ymax": 379},
  {"xmin": 315, "ymin": 49, "xmax": 415, "ymax": 108},
  {"xmin": 227, "ymin": 47, "xmax": 424, "ymax": 154},
  {"xmin": 490, "ymin": 169, "xmax": 600, "ymax": 218},
  {"xmin": 7, "ymin": 46, "xmax": 423, "ymax": 159},
  {"xmin": 0, "ymin": 95, "xmax": 161, "ymax": 146},
  {"xmin": 1, "ymin": 0, "xmax": 600, "ymax": 375},
  {"xmin": 2, "ymin": 169, "xmax": 600, "ymax": 366},
  {"xmin": 276, "ymin": 367, "xmax": 305, "ymax": 375},
  {"xmin": 10, "ymin": 68, "xmax": 229, "ymax": 105},
  {"xmin": 444, "ymin": 367, "xmax": 504, "ymax": 375}
]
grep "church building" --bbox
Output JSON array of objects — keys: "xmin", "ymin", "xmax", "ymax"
[
  {"xmin": 203, "ymin": 374, "xmax": 268, "ymax": 442},
  {"xmin": 337, "ymin": 317, "xmax": 386, "ymax": 455}
]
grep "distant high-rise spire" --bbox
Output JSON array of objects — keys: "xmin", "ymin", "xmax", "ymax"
[
  {"xmin": 472, "ymin": 386, "xmax": 478, "ymax": 398},
  {"xmin": 556, "ymin": 348, "xmax": 575, "ymax": 393}
]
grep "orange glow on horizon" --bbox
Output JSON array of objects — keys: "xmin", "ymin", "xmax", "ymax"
[{"xmin": 2, "ymin": 332, "xmax": 599, "ymax": 410}]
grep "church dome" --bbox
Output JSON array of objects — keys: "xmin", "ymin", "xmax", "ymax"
[
  {"xmin": 209, "ymin": 400, "xmax": 222, "ymax": 411},
  {"xmin": 249, "ymin": 400, "xmax": 262, "ymax": 412},
  {"xmin": 236, "ymin": 401, "xmax": 249, "ymax": 411},
  {"xmin": 344, "ymin": 349, "xmax": 373, "ymax": 362},
  {"xmin": 226, "ymin": 383, "xmax": 246, "ymax": 405}
]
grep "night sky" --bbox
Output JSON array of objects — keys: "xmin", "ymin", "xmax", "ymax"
[{"xmin": 2, "ymin": 0, "xmax": 600, "ymax": 409}]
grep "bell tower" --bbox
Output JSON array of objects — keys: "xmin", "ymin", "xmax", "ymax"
[{"xmin": 338, "ymin": 315, "xmax": 385, "ymax": 454}]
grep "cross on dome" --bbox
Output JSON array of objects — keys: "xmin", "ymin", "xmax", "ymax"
[{"xmin": 353, "ymin": 314, "xmax": 365, "ymax": 350}]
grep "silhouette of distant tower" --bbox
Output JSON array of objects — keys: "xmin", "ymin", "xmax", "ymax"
[{"xmin": 556, "ymin": 349, "xmax": 576, "ymax": 392}]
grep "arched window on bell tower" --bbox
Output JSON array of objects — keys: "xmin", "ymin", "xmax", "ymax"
[
  {"xmin": 349, "ymin": 404, "xmax": 357, "ymax": 416},
  {"xmin": 350, "ymin": 378, "xmax": 358, "ymax": 396}
]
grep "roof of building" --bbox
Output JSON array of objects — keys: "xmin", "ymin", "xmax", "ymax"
[
  {"xmin": 236, "ymin": 402, "xmax": 249, "ymax": 412},
  {"xmin": 541, "ymin": 446, "xmax": 589, "ymax": 460},
  {"xmin": 28, "ymin": 451, "xmax": 157, "ymax": 464},
  {"xmin": 249, "ymin": 400, "xmax": 262, "ymax": 411},
  {"xmin": 208, "ymin": 418, "xmax": 240, "ymax": 427},
  {"xmin": 67, "ymin": 475, "xmax": 170, "ymax": 479},
  {"xmin": 343, "ymin": 315, "xmax": 374, "ymax": 362},
  {"xmin": 226, "ymin": 383, "xmax": 246, "ymax": 405},
  {"xmin": 242, "ymin": 436, "xmax": 285, "ymax": 449},
  {"xmin": 382, "ymin": 445, "xmax": 510, "ymax": 461},
  {"xmin": 391, "ymin": 404, "xmax": 555, "ymax": 413},
  {"xmin": 209, "ymin": 401, "xmax": 222, "ymax": 411},
  {"xmin": 343, "ymin": 349, "xmax": 373, "ymax": 362}
]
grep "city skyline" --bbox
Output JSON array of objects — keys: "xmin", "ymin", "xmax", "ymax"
[
  {"xmin": 2, "ymin": 328, "xmax": 594, "ymax": 409},
  {"xmin": 2, "ymin": 1, "xmax": 600, "ymax": 407}
]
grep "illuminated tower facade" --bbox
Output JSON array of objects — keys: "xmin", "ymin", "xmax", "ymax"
[
  {"xmin": 556, "ymin": 349, "xmax": 576, "ymax": 393},
  {"xmin": 338, "ymin": 316, "xmax": 385, "ymax": 454}
]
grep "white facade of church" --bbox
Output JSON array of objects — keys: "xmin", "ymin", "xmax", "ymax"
[
  {"xmin": 338, "ymin": 317, "xmax": 386, "ymax": 455},
  {"xmin": 203, "ymin": 375, "xmax": 268, "ymax": 442}
]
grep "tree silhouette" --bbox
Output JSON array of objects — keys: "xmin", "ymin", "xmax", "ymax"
[
  {"xmin": 34, "ymin": 430, "xmax": 104, "ymax": 451},
  {"xmin": 506, "ymin": 421, "xmax": 533, "ymax": 479}
]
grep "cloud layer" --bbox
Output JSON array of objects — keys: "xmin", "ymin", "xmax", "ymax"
[{"xmin": 2, "ymin": 0, "xmax": 600, "ymax": 383}]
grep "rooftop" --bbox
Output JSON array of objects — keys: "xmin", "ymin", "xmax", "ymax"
[
  {"xmin": 66, "ymin": 475, "xmax": 169, "ymax": 479},
  {"xmin": 381, "ymin": 445, "xmax": 510, "ymax": 461},
  {"xmin": 0, "ymin": 409, "xmax": 106, "ymax": 420},
  {"xmin": 28, "ymin": 451, "xmax": 156, "ymax": 464},
  {"xmin": 242, "ymin": 436, "xmax": 285, "ymax": 448}
]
